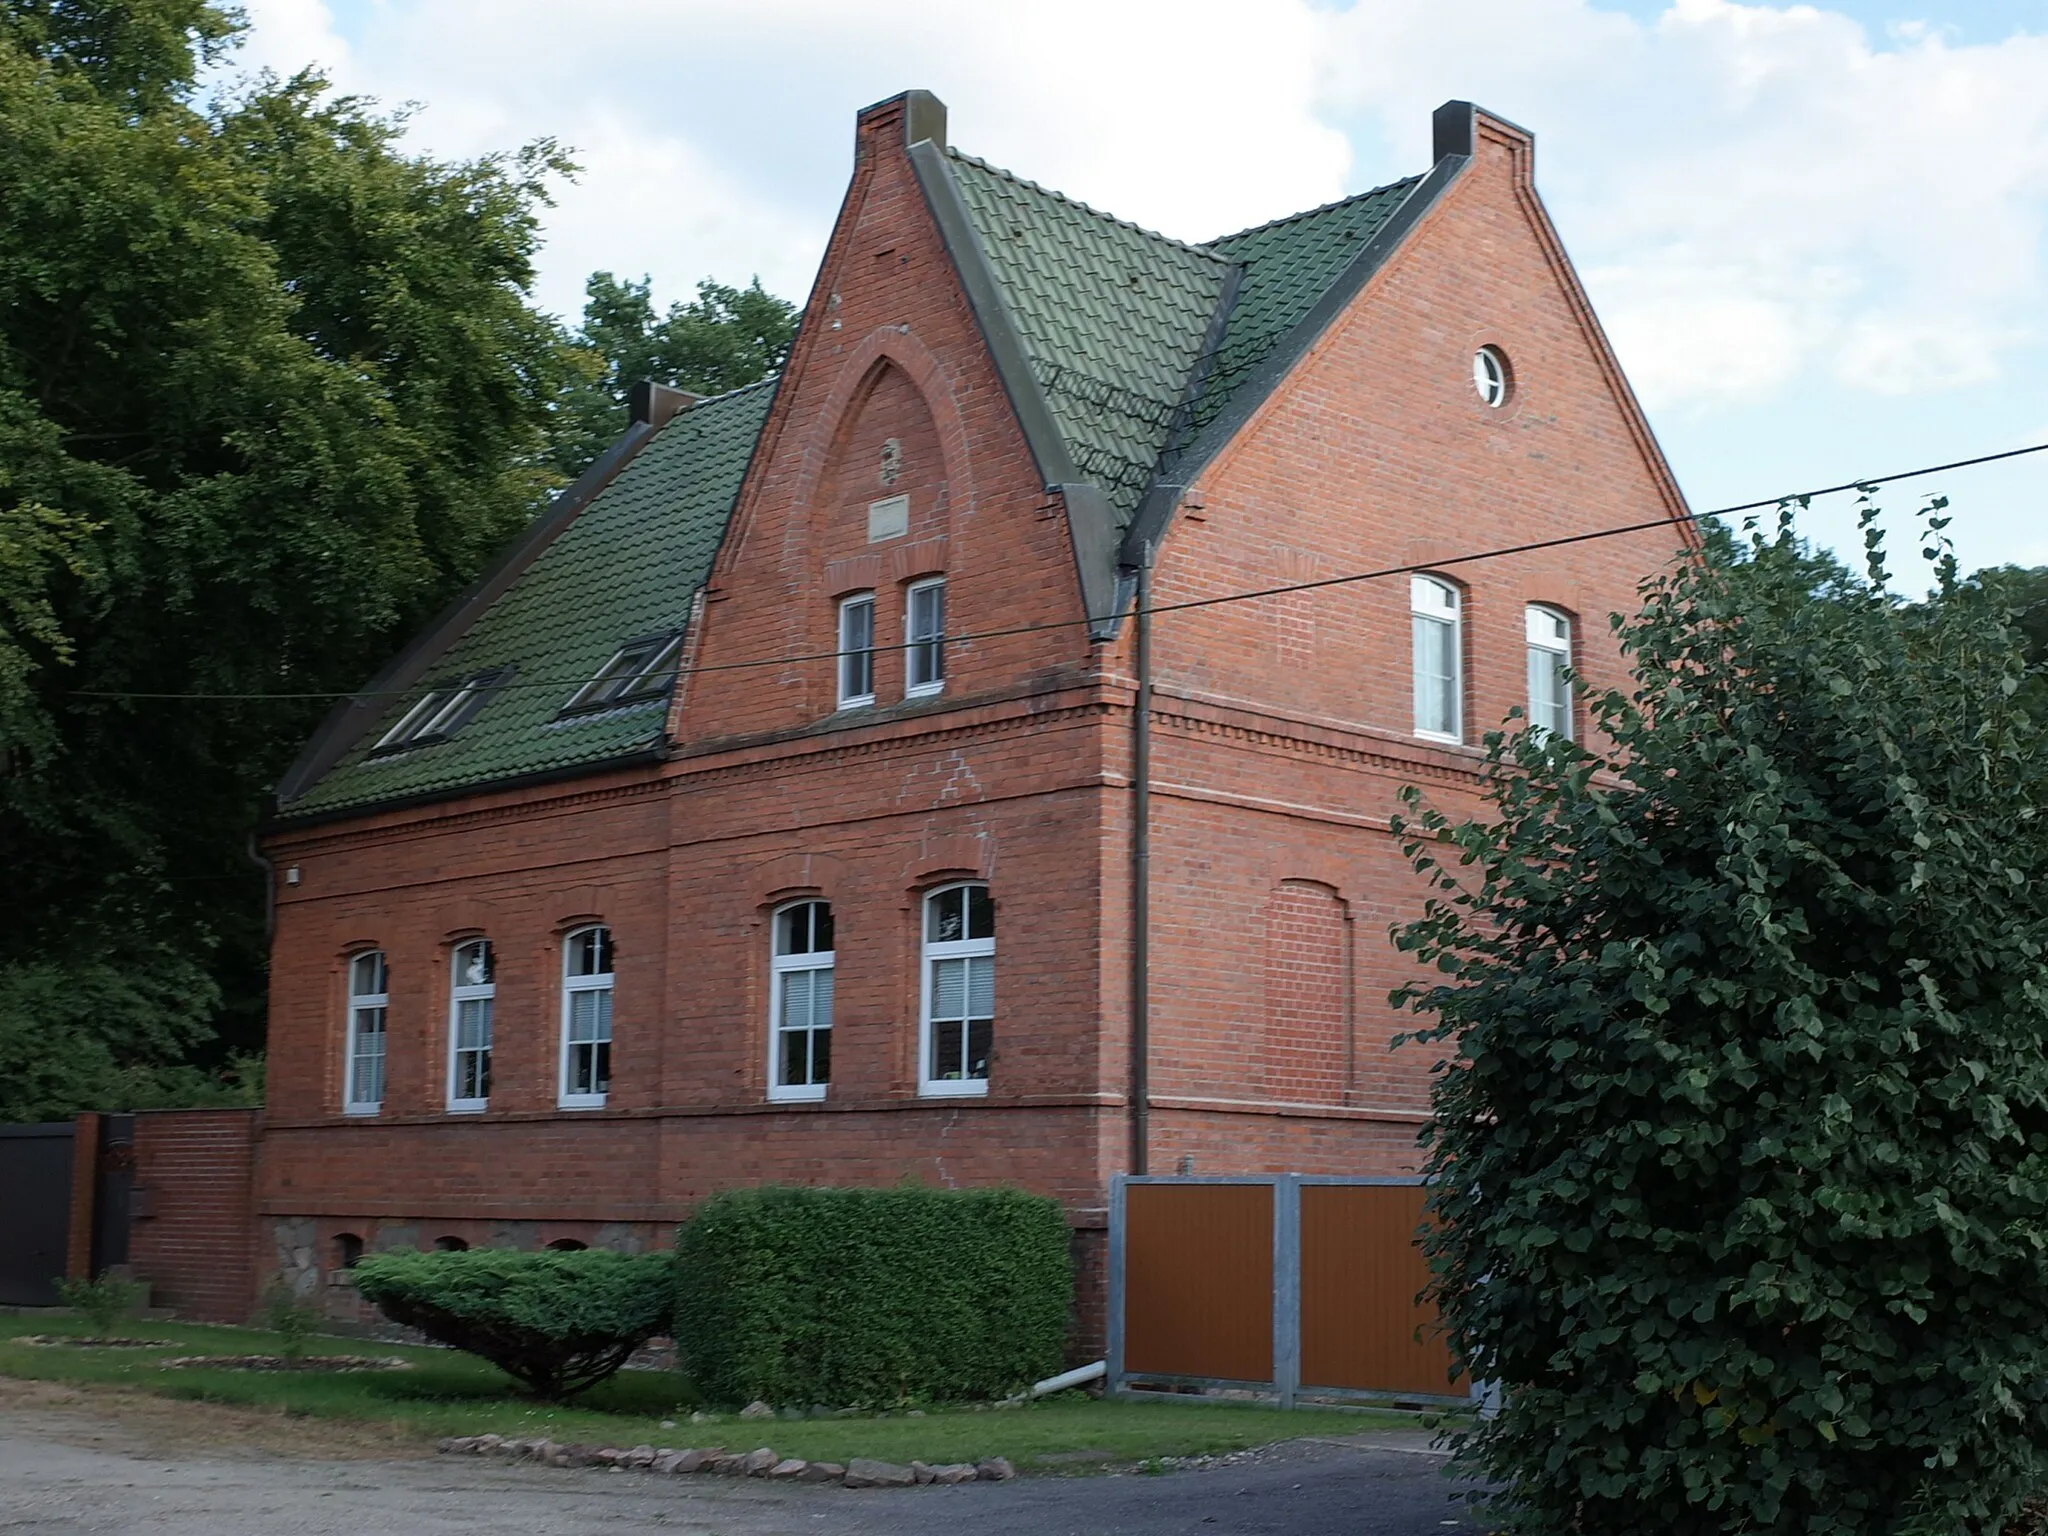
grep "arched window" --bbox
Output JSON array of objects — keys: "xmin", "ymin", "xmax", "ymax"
[
  {"xmin": 769, "ymin": 901, "xmax": 834, "ymax": 1102},
  {"xmin": 920, "ymin": 883, "xmax": 994, "ymax": 1096},
  {"xmin": 345, "ymin": 951, "xmax": 388, "ymax": 1114},
  {"xmin": 448, "ymin": 939, "xmax": 495, "ymax": 1112},
  {"xmin": 1526, "ymin": 605, "xmax": 1573, "ymax": 739},
  {"xmin": 432, "ymin": 1235, "xmax": 469, "ymax": 1252},
  {"xmin": 1410, "ymin": 576, "xmax": 1463, "ymax": 743},
  {"xmin": 334, "ymin": 1232, "xmax": 364, "ymax": 1270},
  {"xmin": 559, "ymin": 926, "xmax": 614, "ymax": 1109},
  {"xmin": 1473, "ymin": 346, "xmax": 1511, "ymax": 408}
]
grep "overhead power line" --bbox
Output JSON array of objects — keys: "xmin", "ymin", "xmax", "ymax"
[{"xmin": 70, "ymin": 437, "xmax": 2048, "ymax": 703}]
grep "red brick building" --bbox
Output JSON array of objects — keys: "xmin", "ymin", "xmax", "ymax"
[{"xmin": 258, "ymin": 91, "xmax": 1693, "ymax": 1327}]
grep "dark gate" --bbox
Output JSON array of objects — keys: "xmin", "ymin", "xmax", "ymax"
[{"xmin": 0, "ymin": 1122, "xmax": 76, "ymax": 1305}]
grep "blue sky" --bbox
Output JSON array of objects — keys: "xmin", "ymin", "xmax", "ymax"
[{"xmin": 231, "ymin": 0, "xmax": 2048, "ymax": 579}]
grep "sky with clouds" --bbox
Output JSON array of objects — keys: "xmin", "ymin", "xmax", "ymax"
[{"xmin": 221, "ymin": 0, "xmax": 2048, "ymax": 577}]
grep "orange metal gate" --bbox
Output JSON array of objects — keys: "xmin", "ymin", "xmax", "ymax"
[{"xmin": 1108, "ymin": 1176, "xmax": 1462, "ymax": 1406}]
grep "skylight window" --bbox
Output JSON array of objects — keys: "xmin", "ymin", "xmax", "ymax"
[
  {"xmin": 561, "ymin": 633, "xmax": 684, "ymax": 715},
  {"xmin": 371, "ymin": 667, "xmax": 513, "ymax": 755}
]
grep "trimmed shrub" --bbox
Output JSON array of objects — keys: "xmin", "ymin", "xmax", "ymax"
[
  {"xmin": 354, "ymin": 1248, "xmax": 673, "ymax": 1400},
  {"xmin": 673, "ymin": 1185, "xmax": 1070, "ymax": 1407}
]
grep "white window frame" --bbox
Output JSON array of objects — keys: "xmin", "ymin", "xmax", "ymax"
[
  {"xmin": 447, "ymin": 939, "xmax": 495, "ymax": 1113},
  {"xmin": 904, "ymin": 577, "xmax": 946, "ymax": 698},
  {"xmin": 919, "ymin": 882, "xmax": 993, "ymax": 1098},
  {"xmin": 1526, "ymin": 604, "xmax": 1573, "ymax": 740},
  {"xmin": 374, "ymin": 667, "xmax": 511, "ymax": 753},
  {"xmin": 1411, "ymin": 575, "xmax": 1464, "ymax": 745},
  {"xmin": 344, "ymin": 950, "xmax": 388, "ymax": 1115},
  {"xmin": 1474, "ymin": 346, "xmax": 1509, "ymax": 407},
  {"xmin": 767, "ymin": 901, "xmax": 834, "ymax": 1103},
  {"xmin": 558, "ymin": 926, "xmax": 614, "ymax": 1109},
  {"xmin": 837, "ymin": 594, "xmax": 876, "ymax": 709}
]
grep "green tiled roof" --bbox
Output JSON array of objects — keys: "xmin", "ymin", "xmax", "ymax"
[
  {"xmin": 941, "ymin": 158, "xmax": 1429, "ymax": 514},
  {"xmin": 946, "ymin": 152, "xmax": 1232, "ymax": 518},
  {"xmin": 279, "ymin": 124, "xmax": 1444, "ymax": 818},
  {"xmin": 281, "ymin": 380, "xmax": 775, "ymax": 817},
  {"xmin": 1199, "ymin": 179, "xmax": 1425, "ymax": 435}
]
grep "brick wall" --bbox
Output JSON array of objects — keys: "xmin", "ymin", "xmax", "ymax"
[{"xmin": 129, "ymin": 1109, "xmax": 259, "ymax": 1323}]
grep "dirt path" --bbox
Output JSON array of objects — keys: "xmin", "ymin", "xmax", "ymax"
[{"xmin": 0, "ymin": 1378, "xmax": 1483, "ymax": 1536}]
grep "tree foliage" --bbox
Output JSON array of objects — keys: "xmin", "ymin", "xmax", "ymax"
[
  {"xmin": 549, "ymin": 273, "xmax": 798, "ymax": 478},
  {"xmin": 1394, "ymin": 506, "xmax": 2048, "ymax": 1534},
  {"xmin": 0, "ymin": 1, "xmax": 796, "ymax": 1121}
]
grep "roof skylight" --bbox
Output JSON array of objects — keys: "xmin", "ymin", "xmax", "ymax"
[
  {"xmin": 370, "ymin": 667, "xmax": 513, "ymax": 755},
  {"xmin": 561, "ymin": 633, "xmax": 684, "ymax": 715}
]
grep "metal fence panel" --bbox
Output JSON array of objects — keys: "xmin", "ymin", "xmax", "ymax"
[
  {"xmin": 1120, "ymin": 1180, "xmax": 1274, "ymax": 1384},
  {"xmin": 0, "ymin": 1123, "xmax": 75, "ymax": 1306},
  {"xmin": 1299, "ymin": 1181, "xmax": 1456, "ymax": 1396}
]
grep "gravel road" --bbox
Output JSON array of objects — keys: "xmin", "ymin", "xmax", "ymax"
[{"xmin": 0, "ymin": 1383, "xmax": 1486, "ymax": 1535}]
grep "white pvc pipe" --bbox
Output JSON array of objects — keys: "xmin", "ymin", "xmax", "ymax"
[{"xmin": 1031, "ymin": 1360, "xmax": 1107, "ymax": 1397}]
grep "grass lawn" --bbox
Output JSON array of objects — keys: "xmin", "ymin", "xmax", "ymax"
[{"xmin": 0, "ymin": 1314, "xmax": 1436, "ymax": 1470}]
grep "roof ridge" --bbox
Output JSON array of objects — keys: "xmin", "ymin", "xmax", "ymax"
[
  {"xmin": 1207, "ymin": 173, "xmax": 1425, "ymax": 247},
  {"xmin": 945, "ymin": 148, "xmax": 1233, "ymax": 267}
]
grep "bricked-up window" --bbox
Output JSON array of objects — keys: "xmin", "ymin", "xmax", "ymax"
[
  {"xmin": 1526, "ymin": 605, "xmax": 1573, "ymax": 740},
  {"xmin": 921, "ymin": 883, "xmax": 993, "ymax": 1096},
  {"xmin": 1411, "ymin": 575, "xmax": 1463, "ymax": 743},
  {"xmin": 769, "ymin": 901, "xmax": 833, "ymax": 1102},
  {"xmin": 560, "ymin": 633, "xmax": 683, "ymax": 716},
  {"xmin": 905, "ymin": 578, "xmax": 946, "ymax": 697},
  {"xmin": 345, "ymin": 950, "xmax": 388, "ymax": 1114},
  {"xmin": 448, "ymin": 939, "xmax": 495, "ymax": 1112},
  {"xmin": 559, "ymin": 926, "xmax": 614, "ymax": 1108},
  {"xmin": 837, "ymin": 594, "xmax": 876, "ymax": 708}
]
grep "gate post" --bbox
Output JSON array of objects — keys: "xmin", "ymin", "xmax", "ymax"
[
  {"xmin": 64, "ymin": 1112, "xmax": 100, "ymax": 1282},
  {"xmin": 1106, "ymin": 1175, "xmax": 1128, "ymax": 1398},
  {"xmin": 1273, "ymin": 1173, "xmax": 1301, "ymax": 1410}
]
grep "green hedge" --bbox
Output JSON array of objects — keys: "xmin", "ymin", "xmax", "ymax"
[
  {"xmin": 673, "ymin": 1185, "xmax": 1071, "ymax": 1408},
  {"xmin": 354, "ymin": 1248, "xmax": 673, "ymax": 1400}
]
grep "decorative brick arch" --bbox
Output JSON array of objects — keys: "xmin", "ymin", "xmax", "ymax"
[
  {"xmin": 752, "ymin": 851, "xmax": 849, "ymax": 905},
  {"xmin": 784, "ymin": 325, "xmax": 982, "ymax": 540}
]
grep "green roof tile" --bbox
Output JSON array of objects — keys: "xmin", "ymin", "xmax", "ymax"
[
  {"xmin": 946, "ymin": 152, "xmax": 1231, "ymax": 519},
  {"xmin": 1197, "ymin": 178, "xmax": 1424, "ymax": 435},
  {"xmin": 281, "ymin": 380, "xmax": 775, "ymax": 817}
]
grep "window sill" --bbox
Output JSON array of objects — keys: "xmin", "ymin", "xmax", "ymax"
[
  {"xmin": 1412, "ymin": 728, "xmax": 1464, "ymax": 746},
  {"xmin": 557, "ymin": 1095, "xmax": 608, "ymax": 1111},
  {"xmin": 836, "ymin": 696, "xmax": 875, "ymax": 712},
  {"xmin": 919, "ymin": 1079, "xmax": 989, "ymax": 1099},
  {"xmin": 767, "ymin": 1085, "xmax": 828, "ymax": 1104},
  {"xmin": 904, "ymin": 682, "xmax": 945, "ymax": 700},
  {"xmin": 343, "ymin": 1103, "xmax": 381, "ymax": 1117},
  {"xmin": 446, "ymin": 1100, "xmax": 488, "ymax": 1115}
]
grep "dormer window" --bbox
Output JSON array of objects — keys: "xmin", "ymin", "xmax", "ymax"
[
  {"xmin": 561, "ymin": 634, "xmax": 683, "ymax": 715},
  {"xmin": 372, "ymin": 667, "xmax": 513, "ymax": 754}
]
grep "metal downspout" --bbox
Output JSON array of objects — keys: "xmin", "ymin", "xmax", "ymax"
[{"xmin": 1130, "ymin": 553, "xmax": 1154, "ymax": 1177}]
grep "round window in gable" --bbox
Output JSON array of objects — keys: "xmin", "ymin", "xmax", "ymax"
[{"xmin": 1473, "ymin": 346, "xmax": 1510, "ymax": 408}]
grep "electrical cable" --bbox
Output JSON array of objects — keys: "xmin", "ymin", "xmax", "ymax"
[{"xmin": 68, "ymin": 437, "xmax": 2048, "ymax": 703}]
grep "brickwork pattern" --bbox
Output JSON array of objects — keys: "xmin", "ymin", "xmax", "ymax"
[{"xmin": 129, "ymin": 1110, "xmax": 259, "ymax": 1323}]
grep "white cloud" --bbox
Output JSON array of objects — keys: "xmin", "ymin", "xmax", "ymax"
[{"xmin": 1315, "ymin": 0, "xmax": 2048, "ymax": 414}]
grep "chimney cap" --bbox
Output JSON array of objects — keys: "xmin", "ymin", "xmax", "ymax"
[
  {"xmin": 856, "ymin": 89, "xmax": 947, "ymax": 151},
  {"xmin": 630, "ymin": 381, "xmax": 699, "ymax": 429}
]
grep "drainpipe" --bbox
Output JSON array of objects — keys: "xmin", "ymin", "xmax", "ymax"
[{"xmin": 1130, "ymin": 550, "xmax": 1155, "ymax": 1178}]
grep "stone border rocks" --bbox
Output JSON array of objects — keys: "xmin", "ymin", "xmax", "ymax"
[{"xmin": 437, "ymin": 1434, "xmax": 1015, "ymax": 1489}]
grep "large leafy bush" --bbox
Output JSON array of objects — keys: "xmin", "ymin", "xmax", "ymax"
[
  {"xmin": 673, "ymin": 1185, "xmax": 1071, "ymax": 1408},
  {"xmin": 1395, "ymin": 510, "xmax": 2048, "ymax": 1534},
  {"xmin": 354, "ymin": 1248, "xmax": 673, "ymax": 1400}
]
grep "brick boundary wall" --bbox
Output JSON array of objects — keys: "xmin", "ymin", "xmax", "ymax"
[{"xmin": 128, "ymin": 1109, "xmax": 260, "ymax": 1324}]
